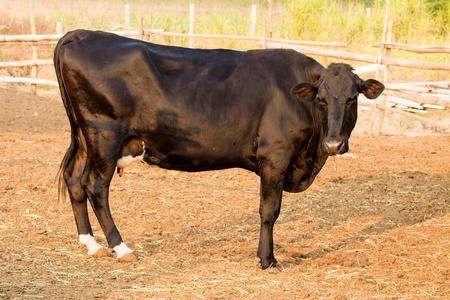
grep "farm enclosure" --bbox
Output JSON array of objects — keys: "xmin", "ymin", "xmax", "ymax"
[
  {"xmin": 0, "ymin": 87, "xmax": 449, "ymax": 298},
  {"xmin": 1, "ymin": 0, "xmax": 449, "ymax": 298}
]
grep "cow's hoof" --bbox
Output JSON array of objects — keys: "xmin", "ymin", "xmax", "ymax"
[
  {"xmin": 92, "ymin": 247, "xmax": 110, "ymax": 258},
  {"xmin": 261, "ymin": 259, "xmax": 279, "ymax": 270},
  {"xmin": 118, "ymin": 253, "xmax": 138, "ymax": 263}
]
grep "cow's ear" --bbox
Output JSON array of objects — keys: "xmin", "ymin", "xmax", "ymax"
[
  {"xmin": 290, "ymin": 83, "xmax": 318, "ymax": 102},
  {"xmin": 358, "ymin": 79, "xmax": 385, "ymax": 99}
]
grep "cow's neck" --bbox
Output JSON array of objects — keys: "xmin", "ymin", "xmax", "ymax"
[{"xmin": 282, "ymin": 107, "xmax": 328, "ymax": 193}]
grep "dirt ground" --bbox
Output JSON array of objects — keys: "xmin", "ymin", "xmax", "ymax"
[{"xmin": 0, "ymin": 86, "xmax": 449, "ymax": 299}]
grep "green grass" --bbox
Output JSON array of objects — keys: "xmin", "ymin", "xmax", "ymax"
[{"xmin": 0, "ymin": 0, "xmax": 448, "ymax": 81}]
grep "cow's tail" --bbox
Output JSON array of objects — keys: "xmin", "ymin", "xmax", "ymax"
[{"xmin": 54, "ymin": 30, "xmax": 86, "ymax": 202}]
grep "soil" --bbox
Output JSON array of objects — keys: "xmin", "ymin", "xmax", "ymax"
[{"xmin": 0, "ymin": 86, "xmax": 449, "ymax": 299}]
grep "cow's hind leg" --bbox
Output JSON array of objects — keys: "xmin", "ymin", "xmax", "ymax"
[
  {"xmin": 80, "ymin": 132, "xmax": 138, "ymax": 262},
  {"xmin": 64, "ymin": 146, "xmax": 109, "ymax": 258},
  {"xmin": 81, "ymin": 163, "xmax": 138, "ymax": 262}
]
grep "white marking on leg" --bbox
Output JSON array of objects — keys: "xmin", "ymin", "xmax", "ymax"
[
  {"xmin": 79, "ymin": 234, "xmax": 103, "ymax": 255},
  {"xmin": 113, "ymin": 242, "xmax": 133, "ymax": 258}
]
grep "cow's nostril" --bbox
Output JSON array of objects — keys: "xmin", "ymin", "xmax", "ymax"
[{"xmin": 323, "ymin": 138, "xmax": 345, "ymax": 155}]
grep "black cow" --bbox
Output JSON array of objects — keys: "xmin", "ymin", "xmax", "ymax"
[{"xmin": 54, "ymin": 30, "xmax": 384, "ymax": 269}]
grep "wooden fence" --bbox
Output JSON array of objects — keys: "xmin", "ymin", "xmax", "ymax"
[{"xmin": 0, "ymin": 3, "xmax": 449, "ymax": 135}]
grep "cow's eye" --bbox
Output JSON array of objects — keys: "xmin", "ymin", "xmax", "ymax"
[{"xmin": 317, "ymin": 98, "xmax": 327, "ymax": 107}]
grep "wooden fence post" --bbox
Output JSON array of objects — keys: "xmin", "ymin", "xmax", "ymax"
[
  {"xmin": 139, "ymin": 17, "xmax": 144, "ymax": 40},
  {"xmin": 189, "ymin": 3, "xmax": 195, "ymax": 48},
  {"xmin": 147, "ymin": 11, "xmax": 153, "ymax": 41},
  {"xmin": 375, "ymin": 18, "xmax": 393, "ymax": 136},
  {"xmin": 29, "ymin": 3, "xmax": 38, "ymax": 95},
  {"xmin": 370, "ymin": 0, "xmax": 389, "ymax": 135},
  {"xmin": 267, "ymin": 0, "xmax": 273, "ymax": 38},
  {"xmin": 262, "ymin": 14, "xmax": 267, "ymax": 49},
  {"xmin": 125, "ymin": 4, "xmax": 131, "ymax": 29},
  {"xmin": 56, "ymin": 22, "xmax": 62, "ymax": 35},
  {"xmin": 250, "ymin": 5, "xmax": 257, "ymax": 36}
]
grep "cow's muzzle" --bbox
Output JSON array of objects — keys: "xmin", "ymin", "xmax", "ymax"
[{"xmin": 322, "ymin": 137, "xmax": 348, "ymax": 155}]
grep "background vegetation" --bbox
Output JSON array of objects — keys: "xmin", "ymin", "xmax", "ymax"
[{"xmin": 0, "ymin": 0, "xmax": 448, "ymax": 81}]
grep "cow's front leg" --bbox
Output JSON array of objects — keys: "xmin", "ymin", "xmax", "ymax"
[{"xmin": 257, "ymin": 152, "xmax": 288, "ymax": 269}]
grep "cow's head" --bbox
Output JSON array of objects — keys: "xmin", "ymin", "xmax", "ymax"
[{"xmin": 291, "ymin": 63, "xmax": 384, "ymax": 155}]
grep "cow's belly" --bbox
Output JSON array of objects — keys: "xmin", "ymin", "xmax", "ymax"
[
  {"xmin": 143, "ymin": 146, "xmax": 256, "ymax": 172},
  {"xmin": 118, "ymin": 136, "xmax": 258, "ymax": 173}
]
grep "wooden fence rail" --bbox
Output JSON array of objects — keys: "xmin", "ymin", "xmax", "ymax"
[
  {"xmin": 0, "ymin": 30, "xmax": 145, "ymax": 43},
  {"xmin": 0, "ymin": 59, "xmax": 53, "ymax": 67},
  {"xmin": 147, "ymin": 31, "xmax": 348, "ymax": 48},
  {"xmin": 373, "ymin": 42, "xmax": 450, "ymax": 54},
  {"xmin": 358, "ymin": 101, "xmax": 443, "ymax": 129},
  {"xmin": 0, "ymin": 34, "xmax": 62, "ymax": 42},
  {"xmin": 0, "ymin": 75, "xmax": 58, "ymax": 86},
  {"xmin": 260, "ymin": 41, "xmax": 450, "ymax": 71},
  {"xmin": 383, "ymin": 90, "xmax": 450, "ymax": 109}
]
